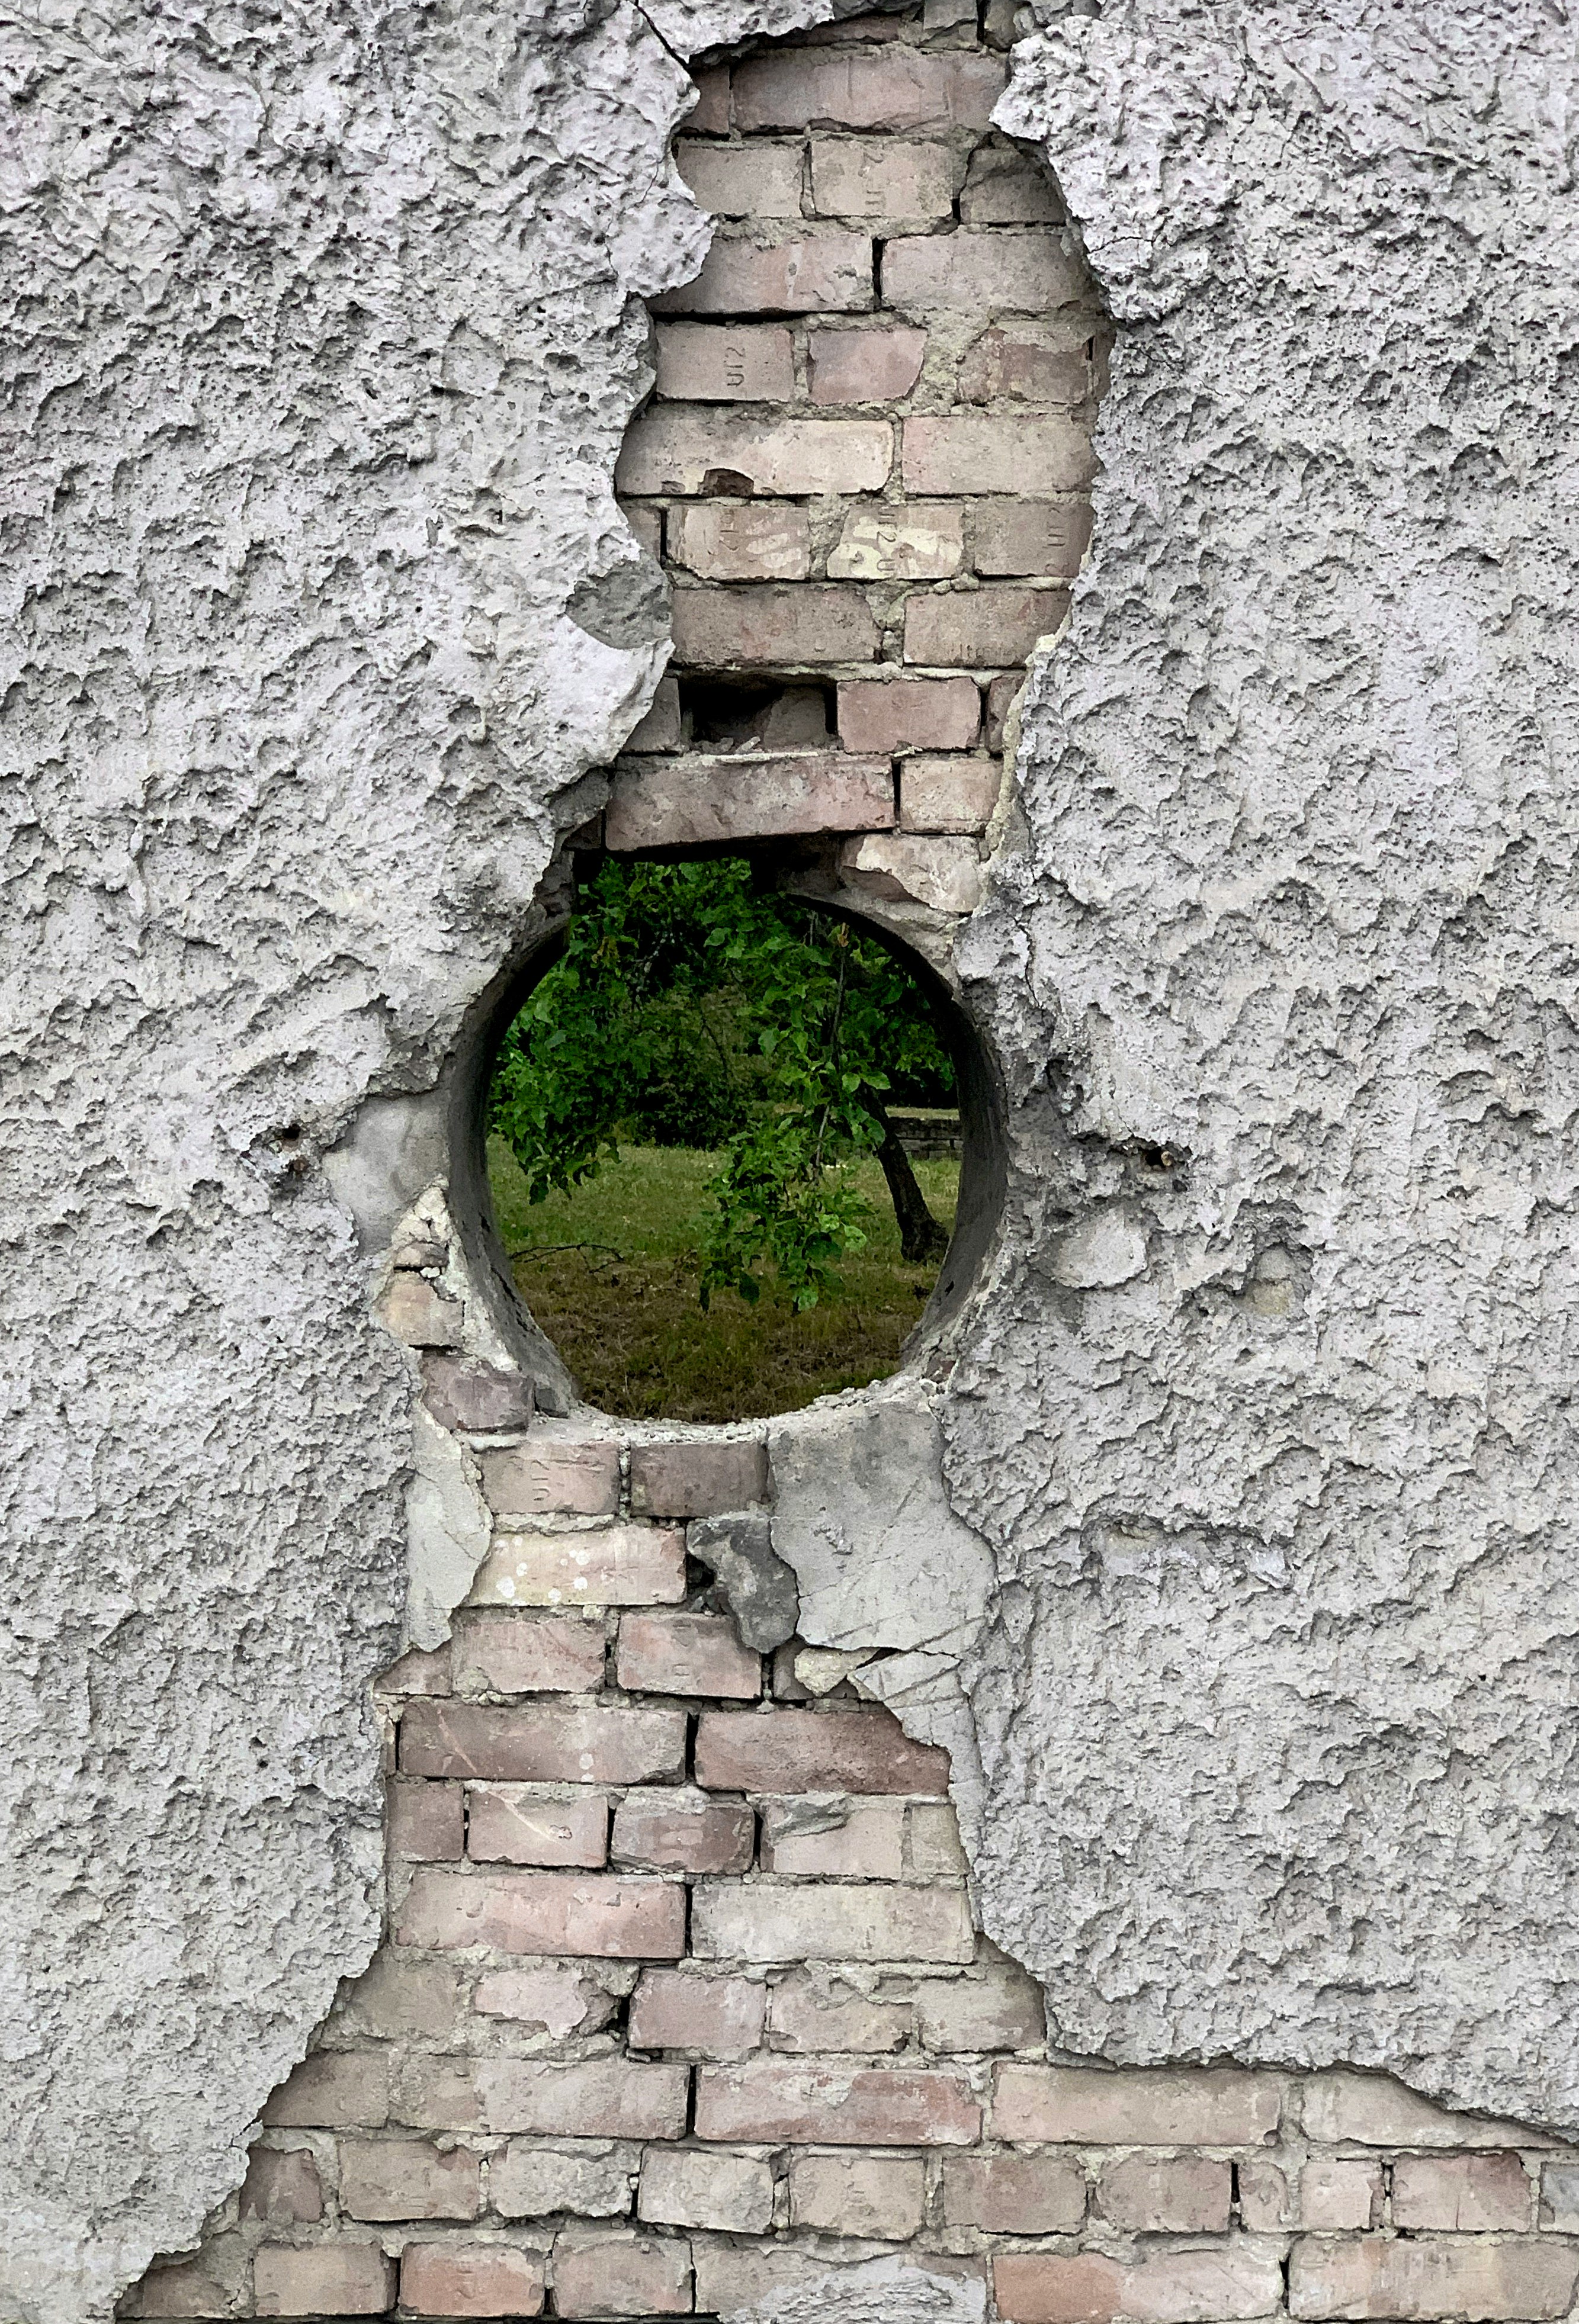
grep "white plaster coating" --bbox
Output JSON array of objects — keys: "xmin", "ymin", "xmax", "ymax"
[
  {"xmin": 946, "ymin": 0, "xmax": 1579, "ymax": 2133},
  {"xmin": 728, "ymin": 2254, "xmax": 987, "ymax": 2324},
  {"xmin": 405, "ymin": 1403, "xmax": 492, "ymax": 1653}
]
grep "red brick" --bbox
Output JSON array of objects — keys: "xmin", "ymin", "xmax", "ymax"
[
  {"xmin": 810, "ymin": 137, "xmax": 955, "ymax": 220},
  {"xmin": 262, "ymin": 2049, "xmax": 388, "ymax": 2130},
  {"xmin": 973, "ymin": 497, "xmax": 1092, "ymax": 577},
  {"xmin": 676, "ymin": 139, "xmax": 803, "ymax": 218},
  {"xmin": 470, "ymin": 1525, "xmax": 686, "ymax": 1612},
  {"xmin": 450, "ymin": 1611, "xmax": 605, "ymax": 1697},
  {"xmin": 695, "ymin": 2059, "xmax": 980, "ymax": 2144},
  {"xmin": 842, "ymin": 830, "xmax": 984, "ymax": 913},
  {"xmin": 611, "ymin": 1788, "xmax": 755, "ymax": 1873},
  {"xmin": 617, "ymin": 410, "xmax": 892, "ymax": 497},
  {"xmin": 768, "ymin": 1969, "xmax": 911, "ymax": 2053},
  {"xmin": 985, "ymin": 670, "xmax": 1023, "ymax": 749},
  {"xmin": 401, "ymin": 2242, "xmax": 545, "ymax": 2318},
  {"xmin": 473, "ymin": 1963, "xmax": 620, "ymax": 2034},
  {"xmin": 945, "ymin": 2153, "xmax": 1086, "ymax": 2233},
  {"xmin": 239, "ymin": 2148, "xmax": 323, "ymax": 2225},
  {"xmin": 339, "ymin": 2138, "xmax": 482, "ymax": 2222},
  {"xmin": 959, "ymin": 327, "xmax": 1089, "ymax": 404},
  {"xmin": 903, "ymin": 413, "xmax": 1094, "ymax": 495},
  {"xmin": 733, "ymin": 49, "xmax": 1006, "ymax": 133},
  {"xmin": 639, "ymin": 2148, "xmax": 774, "ymax": 2233},
  {"xmin": 668, "ymin": 503, "xmax": 810, "ymax": 582},
  {"xmin": 1289, "ymin": 2238, "xmax": 1579, "ymax": 2322},
  {"xmin": 900, "ymin": 753, "xmax": 1002, "ymax": 834},
  {"xmin": 1293, "ymin": 2158, "xmax": 1382, "ymax": 2231},
  {"xmin": 837, "ymin": 676, "xmax": 980, "ymax": 753},
  {"xmin": 124, "ymin": 2255, "xmax": 233, "ymax": 2317},
  {"xmin": 1098, "ymin": 2154, "xmax": 1231, "ymax": 2233},
  {"xmin": 695, "ymin": 1706, "xmax": 951, "ymax": 1793},
  {"xmin": 422, "ymin": 1355, "xmax": 535, "ymax": 1433},
  {"xmin": 1391, "ymin": 2152, "xmax": 1532, "ymax": 2231},
  {"xmin": 480, "ymin": 1437, "xmax": 619, "ymax": 1518},
  {"xmin": 378, "ymin": 1642, "xmax": 452, "ymax": 1696},
  {"xmin": 628, "ymin": 1438, "xmax": 768, "ymax": 1518},
  {"xmin": 654, "ymin": 226, "xmax": 873, "ymax": 316},
  {"xmin": 672, "ymin": 584, "xmax": 879, "ymax": 668},
  {"xmin": 399, "ymin": 2054, "xmax": 689, "ymax": 2139},
  {"xmin": 1297, "ymin": 2071, "xmax": 1534, "ymax": 2148},
  {"xmin": 389, "ymin": 1776, "xmax": 463, "ymax": 1863},
  {"xmin": 377, "ymin": 1271, "xmax": 461, "ymax": 1348},
  {"xmin": 827, "ymin": 503, "xmax": 963, "ymax": 580},
  {"xmin": 554, "ymin": 2229, "xmax": 692, "ymax": 2319},
  {"xmin": 808, "ymin": 325, "xmax": 927, "ymax": 404},
  {"xmin": 490, "ymin": 2142, "xmax": 638, "ymax": 2220},
  {"xmin": 908, "ymin": 1801, "xmax": 968, "ymax": 1877},
  {"xmin": 904, "ymin": 585, "xmax": 1068, "ymax": 667},
  {"xmin": 400, "ymin": 1701, "xmax": 685, "ymax": 1783},
  {"xmin": 692, "ymin": 1877, "xmax": 974, "ymax": 1963},
  {"xmin": 338, "ymin": 1950, "xmax": 464, "ymax": 2041},
  {"xmin": 915, "ymin": 1959, "xmax": 1043, "ymax": 2051},
  {"xmin": 758, "ymin": 1795, "xmax": 904, "ymax": 1877},
  {"xmin": 617, "ymin": 1613, "xmax": 761, "ymax": 1699},
  {"xmin": 629, "ymin": 1969, "xmax": 766, "ymax": 2058},
  {"xmin": 466, "ymin": 1785, "xmax": 608, "ymax": 1867},
  {"xmin": 396, "ymin": 1866, "xmax": 685, "ymax": 1957},
  {"xmin": 789, "ymin": 2151, "xmax": 925, "ymax": 2238},
  {"xmin": 606, "ymin": 751, "xmax": 894, "ymax": 853},
  {"xmin": 996, "ymin": 2248, "xmax": 1285, "ymax": 2324},
  {"xmin": 253, "ymin": 2245, "xmax": 394, "ymax": 2318},
  {"xmin": 960, "ymin": 145, "xmax": 1063, "ymax": 224},
  {"xmin": 993, "ymin": 2065, "xmax": 1280, "ymax": 2146},
  {"xmin": 882, "ymin": 228, "xmax": 1087, "ymax": 317}
]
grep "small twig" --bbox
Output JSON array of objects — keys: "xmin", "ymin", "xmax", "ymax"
[{"xmin": 509, "ymin": 1241, "xmax": 625, "ymax": 1265}]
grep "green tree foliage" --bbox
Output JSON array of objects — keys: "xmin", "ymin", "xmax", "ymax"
[{"xmin": 490, "ymin": 858, "xmax": 955, "ymax": 1310}]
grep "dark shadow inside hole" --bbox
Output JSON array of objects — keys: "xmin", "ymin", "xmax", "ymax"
[
  {"xmin": 680, "ymin": 676, "xmax": 836, "ymax": 753},
  {"xmin": 478, "ymin": 848, "xmax": 996, "ymax": 1423}
]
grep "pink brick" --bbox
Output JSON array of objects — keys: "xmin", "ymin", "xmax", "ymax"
[
  {"xmin": 253, "ymin": 2245, "xmax": 394, "ymax": 2318},
  {"xmin": 676, "ymin": 139, "xmax": 803, "ymax": 218},
  {"xmin": 473, "ymin": 1963, "xmax": 620, "ymax": 2035},
  {"xmin": 401, "ymin": 2242, "xmax": 545, "ymax": 2318},
  {"xmin": 625, "ymin": 670, "xmax": 682, "ymax": 750},
  {"xmin": 422, "ymin": 1354, "xmax": 535, "ymax": 1434},
  {"xmin": 262, "ymin": 2050, "xmax": 388, "ymax": 2130},
  {"xmin": 789, "ymin": 2152, "xmax": 925, "ymax": 2238},
  {"xmin": 1098, "ymin": 2154, "xmax": 1231, "ymax": 2233},
  {"xmin": 389, "ymin": 1777, "xmax": 464, "ymax": 1862},
  {"xmin": 808, "ymin": 325, "xmax": 927, "ymax": 404},
  {"xmin": 992, "ymin": 2066, "xmax": 1281, "ymax": 2146},
  {"xmin": 696, "ymin": 2059, "xmax": 980, "ymax": 2145},
  {"xmin": 654, "ymin": 226, "xmax": 873, "ymax": 316},
  {"xmin": 758, "ymin": 1795, "xmax": 904, "ymax": 1878},
  {"xmin": 685, "ymin": 65, "xmax": 730, "ymax": 134},
  {"xmin": 973, "ymin": 497, "xmax": 1092, "ymax": 577},
  {"xmin": 882, "ymin": 228, "xmax": 1087, "ymax": 317},
  {"xmin": 450, "ymin": 1611, "xmax": 606, "ymax": 1697},
  {"xmin": 656, "ymin": 317, "xmax": 799, "ymax": 403},
  {"xmin": 903, "ymin": 413, "xmax": 1094, "ymax": 494},
  {"xmin": 617, "ymin": 410, "xmax": 892, "ymax": 497},
  {"xmin": 606, "ymin": 751, "xmax": 894, "ymax": 853},
  {"xmin": 628, "ymin": 1438, "xmax": 768, "ymax": 1518},
  {"xmin": 400, "ymin": 1700, "xmax": 685, "ymax": 1783},
  {"xmin": 915, "ymin": 1959, "xmax": 1044, "ymax": 2051},
  {"xmin": 1298, "ymin": 2158, "xmax": 1384, "ymax": 2230},
  {"xmin": 959, "ymin": 327, "xmax": 1089, "ymax": 404},
  {"xmin": 339, "ymin": 2138, "xmax": 482, "ymax": 2222},
  {"xmin": 672, "ymin": 584, "xmax": 879, "ymax": 667},
  {"xmin": 629, "ymin": 1969, "xmax": 766, "ymax": 2057},
  {"xmin": 768, "ymin": 1970, "xmax": 911, "ymax": 2053},
  {"xmin": 399, "ymin": 2054, "xmax": 689, "ymax": 2139},
  {"xmin": 1298, "ymin": 2071, "xmax": 1534, "ymax": 2148},
  {"xmin": 378, "ymin": 1642, "xmax": 452, "ymax": 1696},
  {"xmin": 125, "ymin": 2255, "xmax": 232, "ymax": 2317},
  {"xmin": 837, "ymin": 676, "xmax": 980, "ymax": 753},
  {"xmin": 638, "ymin": 2149, "xmax": 773, "ymax": 2233},
  {"xmin": 900, "ymin": 753, "xmax": 1002, "ymax": 834},
  {"xmin": 554, "ymin": 2230, "xmax": 692, "ymax": 2319},
  {"xmin": 959, "ymin": 146, "xmax": 1063, "ymax": 224},
  {"xmin": 904, "ymin": 584, "xmax": 1067, "ymax": 667},
  {"xmin": 810, "ymin": 137, "xmax": 955, "ymax": 220},
  {"xmin": 377, "ymin": 1271, "xmax": 461, "ymax": 1349},
  {"xmin": 1289, "ymin": 2238, "xmax": 1579, "ymax": 2323},
  {"xmin": 668, "ymin": 503, "xmax": 810, "ymax": 581},
  {"xmin": 466, "ymin": 1785, "xmax": 608, "ymax": 1867},
  {"xmin": 617, "ymin": 1613, "xmax": 761, "ymax": 1699},
  {"xmin": 470, "ymin": 1525, "xmax": 686, "ymax": 1611},
  {"xmin": 733, "ymin": 50, "xmax": 1006, "ymax": 133},
  {"xmin": 480, "ymin": 1437, "xmax": 619, "ymax": 1517},
  {"xmin": 692, "ymin": 1877, "xmax": 974, "ymax": 1964},
  {"xmin": 239, "ymin": 2148, "xmax": 323, "ymax": 2225},
  {"xmin": 945, "ymin": 2153, "xmax": 1086, "ymax": 2234},
  {"xmin": 695, "ymin": 1706, "xmax": 951, "ymax": 1793},
  {"xmin": 996, "ymin": 2248, "xmax": 1285, "ymax": 2324},
  {"xmin": 1391, "ymin": 2152, "xmax": 1532, "ymax": 2231},
  {"xmin": 396, "ymin": 1866, "xmax": 685, "ymax": 1957},
  {"xmin": 611, "ymin": 1788, "xmax": 755, "ymax": 1874},
  {"xmin": 827, "ymin": 503, "xmax": 963, "ymax": 580}
]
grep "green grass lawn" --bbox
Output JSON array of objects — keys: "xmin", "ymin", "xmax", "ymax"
[{"xmin": 488, "ymin": 1135, "xmax": 959, "ymax": 1422}]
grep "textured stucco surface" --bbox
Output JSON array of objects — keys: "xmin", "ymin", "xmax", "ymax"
[
  {"xmin": 949, "ymin": 0, "xmax": 1579, "ymax": 2134},
  {"xmin": 9, "ymin": 0, "xmax": 1579, "ymax": 2313}
]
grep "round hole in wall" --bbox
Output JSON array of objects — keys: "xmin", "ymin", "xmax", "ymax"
[{"xmin": 469, "ymin": 842, "xmax": 1003, "ymax": 1424}]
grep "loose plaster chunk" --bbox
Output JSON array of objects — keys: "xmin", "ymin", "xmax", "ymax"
[
  {"xmin": 903, "ymin": 414, "xmax": 1093, "ymax": 496},
  {"xmin": 466, "ymin": 1784, "xmax": 609, "ymax": 1867},
  {"xmin": 553, "ymin": 2229, "xmax": 694, "ymax": 2319},
  {"xmin": 971, "ymin": 498, "xmax": 1092, "ymax": 577},
  {"xmin": 640, "ymin": 2145, "xmax": 775, "ymax": 2233},
  {"xmin": 994, "ymin": 2246, "xmax": 1286, "ymax": 2324},
  {"xmin": 1288, "ymin": 2237, "xmax": 1579, "ymax": 2323},
  {"xmin": 676, "ymin": 139, "xmax": 804, "ymax": 219},
  {"xmin": 629, "ymin": 1437, "xmax": 768, "ymax": 1519},
  {"xmin": 733, "ymin": 50, "xmax": 1006, "ymax": 133},
  {"xmin": 692, "ymin": 1877, "xmax": 975, "ymax": 1963},
  {"xmin": 397, "ymin": 1865, "xmax": 684, "ymax": 1956},
  {"xmin": 339, "ymin": 2137, "xmax": 482, "ymax": 2222},
  {"xmin": 903, "ymin": 586, "xmax": 1068, "ymax": 668},
  {"xmin": 653, "ymin": 225, "xmax": 874, "ymax": 315},
  {"xmin": 630, "ymin": 1968, "xmax": 767, "ymax": 2056},
  {"xmin": 399, "ymin": 2056, "xmax": 689, "ymax": 2140},
  {"xmin": 809, "ymin": 326, "xmax": 928, "ymax": 405},
  {"xmin": 943, "ymin": 2154, "xmax": 1087, "ymax": 2235},
  {"xmin": 402, "ymin": 2242, "xmax": 547, "ymax": 2318},
  {"xmin": 616, "ymin": 1611, "xmax": 762, "ymax": 1698},
  {"xmin": 837, "ymin": 677, "xmax": 981, "ymax": 753},
  {"xmin": 829, "ymin": 505, "xmax": 964, "ymax": 581},
  {"xmin": 617, "ymin": 411, "xmax": 893, "ymax": 497},
  {"xmin": 991, "ymin": 2066, "xmax": 1282, "ymax": 2146},
  {"xmin": 490, "ymin": 2142, "xmax": 640, "ymax": 2220},
  {"xmin": 400, "ymin": 1700, "xmax": 685, "ymax": 1783},
  {"xmin": 450, "ymin": 1609, "xmax": 606, "ymax": 1696},
  {"xmin": 656, "ymin": 322, "xmax": 797, "ymax": 403},
  {"xmin": 809, "ymin": 137, "xmax": 955, "ymax": 223},
  {"xmin": 481, "ymin": 1438, "xmax": 620, "ymax": 1519},
  {"xmin": 253, "ymin": 2244, "xmax": 395, "ymax": 2319},
  {"xmin": 669, "ymin": 502, "xmax": 811, "ymax": 582},
  {"xmin": 882, "ymin": 230, "xmax": 1089, "ymax": 319},
  {"xmin": 692, "ymin": 2245, "xmax": 988, "ymax": 2321},
  {"xmin": 612, "ymin": 1787, "xmax": 756, "ymax": 1873},
  {"xmin": 695, "ymin": 1706, "xmax": 951, "ymax": 1793},
  {"xmin": 789, "ymin": 2151, "xmax": 926, "ymax": 2239},
  {"xmin": 670, "ymin": 583, "xmax": 880, "ymax": 667},
  {"xmin": 900, "ymin": 754, "xmax": 1002, "ymax": 835},
  {"xmin": 696, "ymin": 2059, "xmax": 980, "ymax": 2144},
  {"xmin": 842, "ymin": 834, "xmax": 984, "ymax": 915},
  {"xmin": 606, "ymin": 752, "xmax": 894, "ymax": 851},
  {"xmin": 468, "ymin": 1526, "xmax": 687, "ymax": 1611}
]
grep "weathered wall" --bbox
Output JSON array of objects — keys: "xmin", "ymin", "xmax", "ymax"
[{"xmin": 7, "ymin": 0, "xmax": 1579, "ymax": 2317}]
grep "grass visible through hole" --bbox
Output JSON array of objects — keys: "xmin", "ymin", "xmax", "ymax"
[{"xmin": 489, "ymin": 1134, "xmax": 960, "ymax": 1423}]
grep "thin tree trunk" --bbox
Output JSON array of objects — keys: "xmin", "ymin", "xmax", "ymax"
[{"xmin": 871, "ymin": 1098, "xmax": 949, "ymax": 1264}]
